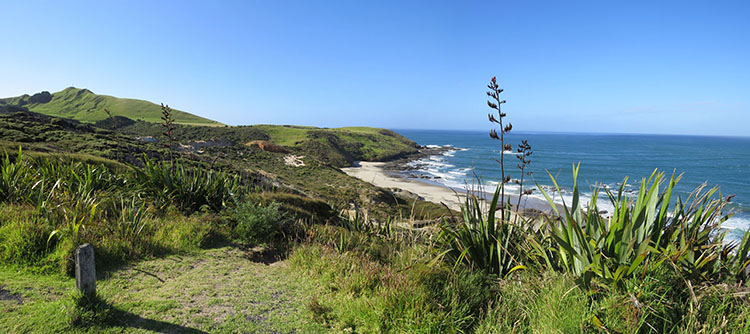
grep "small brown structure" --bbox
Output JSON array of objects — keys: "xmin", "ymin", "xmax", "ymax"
[{"xmin": 246, "ymin": 140, "xmax": 289, "ymax": 153}]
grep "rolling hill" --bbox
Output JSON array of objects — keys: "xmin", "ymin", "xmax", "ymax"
[{"xmin": 0, "ymin": 87, "xmax": 223, "ymax": 126}]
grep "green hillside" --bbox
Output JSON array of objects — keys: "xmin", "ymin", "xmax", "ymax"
[
  {"xmin": 0, "ymin": 87, "xmax": 222, "ymax": 126},
  {"xmin": 118, "ymin": 122, "xmax": 420, "ymax": 167}
]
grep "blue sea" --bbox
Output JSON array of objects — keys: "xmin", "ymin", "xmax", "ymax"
[{"xmin": 394, "ymin": 129, "xmax": 750, "ymax": 241}]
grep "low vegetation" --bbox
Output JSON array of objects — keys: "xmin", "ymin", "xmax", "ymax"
[{"xmin": 1, "ymin": 82, "xmax": 748, "ymax": 333}]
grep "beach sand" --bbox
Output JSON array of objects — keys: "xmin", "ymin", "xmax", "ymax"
[
  {"xmin": 341, "ymin": 162, "xmax": 466, "ymax": 211},
  {"xmin": 342, "ymin": 161, "xmax": 558, "ymax": 216}
]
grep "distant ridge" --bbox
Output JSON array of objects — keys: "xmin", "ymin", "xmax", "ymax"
[{"xmin": 0, "ymin": 87, "xmax": 223, "ymax": 126}]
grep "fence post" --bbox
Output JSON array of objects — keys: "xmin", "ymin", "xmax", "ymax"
[{"xmin": 75, "ymin": 243, "xmax": 96, "ymax": 297}]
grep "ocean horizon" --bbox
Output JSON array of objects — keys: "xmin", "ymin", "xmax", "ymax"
[{"xmin": 393, "ymin": 128, "xmax": 750, "ymax": 241}]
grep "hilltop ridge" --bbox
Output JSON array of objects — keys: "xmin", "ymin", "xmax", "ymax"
[{"xmin": 0, "ymin": 87, "xmax": 222, "ymax": 126}]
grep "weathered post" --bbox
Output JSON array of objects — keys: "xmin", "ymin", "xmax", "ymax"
[{"xmin": 75, "ymin": 243, "xmax": 96, "ymax": 297}]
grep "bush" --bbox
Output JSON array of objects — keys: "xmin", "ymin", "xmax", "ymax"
[{"xmin": 232, "ymin": 201, "xmax": 285, "ymax": 246}]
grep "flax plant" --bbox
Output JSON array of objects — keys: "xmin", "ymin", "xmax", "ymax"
[
  {"xmin": 0, "ymin": 147, "xmax": 34, "ymax": 204},
  {"xmin": 439, "ymin": 185, "xmax": 529, "ymax": 276},
  {"xmin": 437, "ymin": 77, "xmax": 535, "ymax": 276},
  {"xmin": 129, "ymin": 156, "xmax": 239, "ymax": 214},
  {"xmin": 515, "ymin": 139, "xmax": 533, "ymax": 211},
  {"xmin": 160, "ymin": 103, "xmax": 178, "ymax": 167},
  {"xmin": 538, "ymin": 164, "xmax": 738, "ymax": 288},
  {"xmin": 486, "ymin": 76, "xmax": 512, "ymax": 217}
]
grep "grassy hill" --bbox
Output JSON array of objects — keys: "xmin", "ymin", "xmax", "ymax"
[
  {"xmin": 119, "ymin": 122, "xmax": 419, "ymax": 167},
  {"xmin": 0, "ymin": 87, "xmax": 222, "ymax": 126},
  {"xmin": 0, "ymin": 109, "xmax": 442, "ymax": 221}
]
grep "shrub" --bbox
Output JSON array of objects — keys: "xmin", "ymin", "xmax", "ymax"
[{"xmin": 232, "ymin": 201, "xmax": 285, "ymax": 246}]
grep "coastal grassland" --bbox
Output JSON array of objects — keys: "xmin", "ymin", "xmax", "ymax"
[
  {"xmin": 5, "ymin": 98, "xmax": 749, "ymax": 332},
  {"xmin": 187, "ymin": 135, "xmax": 446, "ymax": 221},
  {"xmin": 0, "ymin": 111, "xmax": 166, "ymax": 165},
  {"xmin": 0, "ymin": 87, "xmax": 221, "ymax": 126},
  {"xmin": 280, "ymin": 167, "xmax": 750, "ymax": 333},
  {"xmin": 0, "ymin": 109, "xmax": 446, "ymax": 221},
  {"xmin": 250, "ymin": 124, "xmax": 417, "ymax": 162},
  {"xmin": 0, "ymin": 147, "xmax": 248, "ymax": 275},
  {"xmin": 2, "ymin": 144, "xmax": 750, "ymax": 332},
  {"xmin": 119, "ymin": 122, "xmax": 419, "ymax": 167},
  {"xmin": 0, "ymin": 141, "xmax": 444, "ymax": 332}
]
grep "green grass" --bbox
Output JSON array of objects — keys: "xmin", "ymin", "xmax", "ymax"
[
  {"xmin": 249, "ymin": 124, "xmax": 419, "ymax": 166},
  {"xmin": 1, "ymin": 87, "xmax": 222, "ymax": 126},
  {"xmin": 0, "ymin": 247, "xmax": 327, "ymax": 333},
  {"xmin": 251, "ymin": 124, "xmax": 315, "ymax": 146}
]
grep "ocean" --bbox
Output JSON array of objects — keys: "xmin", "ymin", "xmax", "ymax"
[{"xmin": 393, "ymin": 129, "xmax": 750, "ymax": 241}]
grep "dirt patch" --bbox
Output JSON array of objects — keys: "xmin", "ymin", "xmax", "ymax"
[
  {"xmin": 180, "ymin": 139, "xmax": 234, "ymax": 154},
  {"xmin": 246, "ymin": 140, "xmax": 289, "ymax": 153},
  {"xmin": 283, "ymin": 155, "xmax": 305, "ymax": 167},
  {"xmin": 0, "ymin": 287, "xmax": 23, "ymax": 305},
  {"xmin": 245, "ymin": 247, "xmax": 285, "ymax": 265}
]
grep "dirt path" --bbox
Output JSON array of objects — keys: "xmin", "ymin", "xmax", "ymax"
[{"xmin": 0, "ymin": 247, "xmax": 326, "ymax": 333}]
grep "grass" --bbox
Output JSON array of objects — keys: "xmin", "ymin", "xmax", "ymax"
[
  {"xmin": 0, "ymin": 149, "xmax": 237, "ymax": 275},
  {"xmin": 249, "ymin": 124, "xmax": 419, "ymax": 166},
  {"xmin": 0, "ymin": 87, "xmax": 222, "ymax": 126},
  {"xmin": 0, "ymin": 246, "xmax": 327, "ymax": 333}
]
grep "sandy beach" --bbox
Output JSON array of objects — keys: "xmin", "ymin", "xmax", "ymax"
[
  {"xmin": 342, "ymin": 161, "xmax": 558, "ymax": 216},
  {"xmin": 342, "ymin": 162, "xmax": 467, "ymax": 211}
]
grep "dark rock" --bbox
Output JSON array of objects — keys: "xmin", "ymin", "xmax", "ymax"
[{"xmin": 28, "ymin": 91, "xmax": 52, "ymax": 104}]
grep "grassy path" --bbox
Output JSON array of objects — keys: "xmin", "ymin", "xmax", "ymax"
[{"xmin": 0, "ymin": 247, "xmax": 326, "ymax": 333}]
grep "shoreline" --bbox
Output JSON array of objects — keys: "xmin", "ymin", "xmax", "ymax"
[
  {"xmin": 342, "ymin": 160, "xmax": 556, "ymax": 215},
  {"xmin": 342, "ymin": 161, "xmax": 466, "ymax": 211}
]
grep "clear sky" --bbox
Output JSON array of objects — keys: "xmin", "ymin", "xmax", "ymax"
[{"xmin": 1, "ymin": 1, "xmax": 748, "ymax": 136}]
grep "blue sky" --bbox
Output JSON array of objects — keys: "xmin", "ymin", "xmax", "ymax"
[{"xmin": 1, "ymin": 1, "xmax": 748, "ymax": 136}]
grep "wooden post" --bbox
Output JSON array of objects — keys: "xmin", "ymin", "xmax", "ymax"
[{"xmin": 75, "ymin": 243, "xmax": 96, "ymax": 297}]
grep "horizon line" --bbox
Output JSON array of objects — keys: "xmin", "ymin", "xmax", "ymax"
[{"xmin": 388, "ymin": 128, "xmax": 750, "ymax": 140}]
